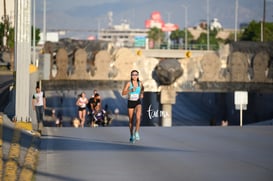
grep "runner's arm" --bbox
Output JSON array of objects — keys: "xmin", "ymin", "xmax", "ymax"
[{"xmin": 122, "ymin": 82, "xmax": 131, "ymax": 96}]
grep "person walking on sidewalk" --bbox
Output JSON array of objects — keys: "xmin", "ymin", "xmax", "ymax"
[
  {"xmin": 122, "ymin": 70, "xmax": 144, "ymax": 143},
  {"xmin": 32, "ymin": 86, "xmax": 46, "ymax": 132}
]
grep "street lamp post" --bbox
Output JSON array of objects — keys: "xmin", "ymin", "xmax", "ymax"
[
  {"xmin": 207, "ymin": 0, "xmax": 210, "ymax": 50},
  {"xmin": 32, "ymin": 0, "xmax": 36, "ymax": 64},
  {"xmin": 97, "ymin": 18, "xmax": 100, "ymax": 39},
  {"xmin": 43, "ymin": 0, "xmax": 47, "ymax": 44},
  {"xmin": 182, "ymin": 5, "xmax": 188, "ymax": 50},
  {"xmin": 234, "ymin": 0, "xmax": 238, "ymax": 42},
  {"xmin": 262, "ymin": 0, "xmax": 266, "ymax": 42},
  {"xmin": 166, "ymin": 12, "xmax": 171, "ymax": 49}
]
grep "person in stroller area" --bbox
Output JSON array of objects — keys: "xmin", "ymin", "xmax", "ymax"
[{"xmin": 91, "ymin": 103, "xmax": 112, "ymax": 127}]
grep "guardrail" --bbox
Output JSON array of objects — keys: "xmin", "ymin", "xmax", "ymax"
[{"xmin": 141, "ymin": 49, "xmax": 213, "ymax": 58}]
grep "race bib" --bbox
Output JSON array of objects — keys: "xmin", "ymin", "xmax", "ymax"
[
  {"xmin": 129, "ymin": 93, "xmax": 139, "ymax": 101},
  {"xmin": 80, "ymin": 103, "xmax": 86, "ymax": 108}
]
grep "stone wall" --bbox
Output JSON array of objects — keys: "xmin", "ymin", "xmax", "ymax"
[{"xmin": 43, "ymin": 40, "xmax": 273, "ymax": 92}]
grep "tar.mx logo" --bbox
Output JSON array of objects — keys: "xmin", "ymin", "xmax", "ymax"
[{"xmin": 147, "ymin": 104, "xmax": 169, "ymax": 120}]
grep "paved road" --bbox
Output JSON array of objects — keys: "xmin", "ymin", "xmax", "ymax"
[{"xmin": 36, "ymin": 126, "xmax": 273, "ymax": 181}]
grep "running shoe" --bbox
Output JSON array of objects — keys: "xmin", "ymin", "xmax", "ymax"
[
  {"xmin": 129, "ymin": 135, "xmax": 135, "ymax": 143},
  {"xmin": 134, "ymin": 132, "xmax": 140, "ymax": 141}
]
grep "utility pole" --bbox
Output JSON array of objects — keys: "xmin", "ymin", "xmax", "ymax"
[
  {"xmin": 207, "ymin": 0, "xmax": 210, "ymax": 50},
  {"xmin": 43, "ymin": 0, "xmax": 47, "ymax": 44},
  {"xmin": 234, "ymin": 0, "xmax": 238, "ymax": 42},
  {"xmin": 262, "ymin": 0, "xmax": 266, "ymax": 42},
  {"xmin": 166, "ymin": 12, "xmax": 171, "ymax": 49},
  {"xmin": 14, "ymin": 0, "xmax": 31, "ymax": 121},
  {"xmin": 182, "ymin": 5, "xmax": 188, "ymax": 50},
  {"xmin": 97, "ymin": 18, "xmax": 100, "ymax": 39},
  {"xmin": 33, "ymin": 0, "xmax": 36, "ymax": 65}
]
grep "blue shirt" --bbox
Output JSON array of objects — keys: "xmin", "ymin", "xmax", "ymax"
[{"xmin": 128, "ymin": 81, "xmax": 141, "ymax": 101}]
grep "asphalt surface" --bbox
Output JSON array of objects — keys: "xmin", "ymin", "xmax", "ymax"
[{"xmin": 36, "ymin": 126, "xmax": 273, "ymax": 181}]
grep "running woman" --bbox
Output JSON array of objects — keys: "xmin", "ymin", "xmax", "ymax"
[
  {"xmin": 122, "ymin": 70, "xmax": 144, "ymax": 143},
  {"xmin": 76, "ymin": 92, "xmax": 88, "ymax": 127}
]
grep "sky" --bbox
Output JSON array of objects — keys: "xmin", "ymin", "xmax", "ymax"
[{"xmin": 34, "ymin": 0, "xmax": 273, "ymax": 39}]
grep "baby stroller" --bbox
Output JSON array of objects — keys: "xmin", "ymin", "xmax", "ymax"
[
  {"xmin": 91, "ymin": 104, "xmax": 112, "ymax": 127},
  {"xmin": 92, "ymin": 109, "xmax": 107, "ymax": 127}
]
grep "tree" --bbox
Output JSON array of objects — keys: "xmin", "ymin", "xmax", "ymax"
[
  {"xmin": 170, "ymin": 29, "xmax": 183, "ymax": 45},
  {"xmin": 240, "ymin": 20, "xmax": 273, "ymax": 42},
  {"xmin": 225, "ymin": 31, "xmax": 243, "ymax": 44},
  {"xmin": 195, "ymin": 32, "xmax": 207, "ymax": 49},
  {"xmin": 240, "ymin": 21, "xmax": 261, "ymax": 41},
  {"xmin": 31, "ymin": 26, "xmax": 41, "ymax": 46},
  {"xmin": 147, "ymin": 27, "xmax": 165, "ymax": 49},
  {"xmin": 0, "ymin": 23, "xmax": 4, "ymax": 47},
  {"xmin": 7, "ymin": 27, "xmax": 14, "ymax": 49},
  {"xmin": 1, "ymin": 22, "xmax": 41, "ymax": 71},
  {"xmin": 170, "ymin": 29, "xmax": 193, "ymax": 49},
  {"xmin": 0, "ymin": 22, "xmax": 41, "ymax": 49},
  {"xmin": 195, "ymin": 29, "xmax": 220, "ymax": 50},
  {"xmin": 0, "ymin": 22, "xmax": 14, "ymax": 50},
  {"xmin": 263, "ymin": 22, "xmax": 273, "ymax": 41}
]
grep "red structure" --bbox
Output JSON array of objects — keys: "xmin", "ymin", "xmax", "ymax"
[{"xmin": 145, "ymin": 11, "xmax": 179, "ymax": 32}]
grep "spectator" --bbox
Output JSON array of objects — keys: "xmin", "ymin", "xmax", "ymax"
[
  {"xmin": 221, "ymin": 120, "xmax": 229, "ymax": 126},
  {"xmin": 91, "ymin": 102, "xmax": 106, "ymax": 127},
  {"xmin": 90, "ymin": 93, "xmax": 102, "ymax": 112},
  {"xmin": 72, "ymin": 118, "xmax": 81, "ymax": 128},
  {"xmin": 87, "ymin": 89, "xmax": 97, "ymax": 113},
  {"xmin": 32, "ymin": 86, "xmax": 46, "ymax": 132}
]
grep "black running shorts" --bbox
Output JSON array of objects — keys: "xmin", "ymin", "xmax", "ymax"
[{"xmin": 128, "ymin": 99, "xmax": 141, "ymax": 109}]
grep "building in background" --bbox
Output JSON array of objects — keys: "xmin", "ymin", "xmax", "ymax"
[
  {"xmin": 98, "ymin": 11, "xmax": 180, "ymax": 49},
  {"xmin": 38, "ymin": 32, "xmax": 59, "ymax": 45},
  {"xmin": 210, "ymin": 18, "xmax": 223, "ymax": 30},
  {"xmin": 98, "ymin": 19, "xmax": 148, "ymax": 48},
  {"xmin": 145, "ymin": 11, "xmax": 179, "ymax": 31}
]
